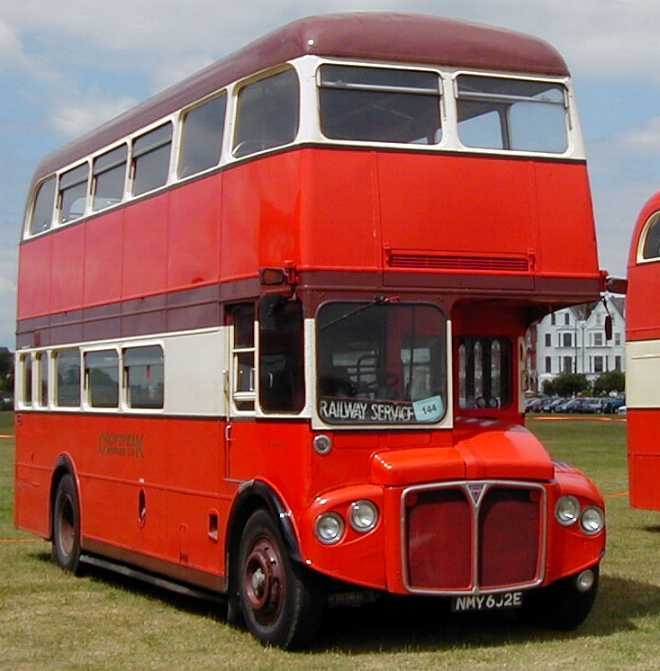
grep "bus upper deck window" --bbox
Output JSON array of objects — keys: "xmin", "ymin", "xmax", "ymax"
[
  {"xmin": 93, "ymin": 144, "xmax": 128, "ymax": 211},
  {"xmin": 642, "ymin": 212, "xmax": 660, "ymax": 260},
  {"xmin": 319, "ymin": 65, "xmax": 442, "ymax": 145},
  {"xmin": 179, "ymin": 93, "xmax": 227, "ymax": 178},
  {"xmin": 457, "ymin": 75, "xmax": 567, "ymax": 154},
  {"xmin": 131, "ymin": 123, "xmax": 173, "ymax": 196},
  {"xmin": 29, "ymin": 176, "xmax": 56, "ymax": 235},
  {"xmin": 59, "ymin": 163, "xmax": 89, "ymax": 224},
  {"xmin": 233, "ymin": 69, "xmax": 299, "ymax": 158}
]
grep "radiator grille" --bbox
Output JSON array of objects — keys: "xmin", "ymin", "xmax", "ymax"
[
  {"xmin": 388, "ymin": 252, "xmax": 530, "ymax": 272},
  {"xmin": 406, "ymin": 489, "xmax": 472, "ymax": 590},
  {"xmin": 478, "ymin": 487, "xmax": 541, "ymax": 588},
  {"xmin": 403, "ymin": 482, "xmax": 544, "ymax": 594}
]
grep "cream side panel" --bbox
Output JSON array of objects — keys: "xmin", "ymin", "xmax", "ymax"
[
  {"xmin": 626, "ymin": 339, "xmax": 660, "ymax": 408},
  {"xmin": 164, "ymin": 330, "xmax": 226, "ymax": 416}
]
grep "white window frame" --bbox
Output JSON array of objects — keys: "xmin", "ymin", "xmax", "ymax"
[
  {"xmin": 637, "ymin": 210, "xmax": 660, "ymax": 264},
  {"xmin": 228, "ymin": 311, "xmax": 257, "ymax": 417}
]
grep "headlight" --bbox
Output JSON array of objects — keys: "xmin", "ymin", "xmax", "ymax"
[
  {"xmin": 350, "ymin": 500, "xmax": 378, "ymax": 533},
  {"xmin": 315, "ymin": 513, "xmax": 344, "ymax": 544},
  {"xmin": 580, "ymin": 506, "xmax": 605, "ymax": 535},
  {"xmin": 556, "ymin": 495, "xmax": 580, "ymax": 526}
]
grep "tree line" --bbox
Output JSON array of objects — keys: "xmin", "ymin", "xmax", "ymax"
[{"xmin": 542, "ymin": 371, "xmax": 625, "ymax": 397}]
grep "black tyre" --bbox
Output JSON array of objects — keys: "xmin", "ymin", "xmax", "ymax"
[
  {"xmin": 521, "ymin": 565, "xmax": 599, "ymax": 630},
  {"xmin": 52, "ymin": 473, "xmax": 82, "ymax": 573},
  {"xmin": 237, "ymin": 509, "xmax": 324, "ymax": 648}
]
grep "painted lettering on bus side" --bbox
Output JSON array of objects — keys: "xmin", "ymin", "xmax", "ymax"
[{"xmin": 97, "ymin": 433, "xmax": 145, "ymax": 458}]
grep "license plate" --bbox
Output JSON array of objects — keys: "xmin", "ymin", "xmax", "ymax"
[{"xmin": 451, "ymin": 591, "xmax": 524, "ymax": 613}]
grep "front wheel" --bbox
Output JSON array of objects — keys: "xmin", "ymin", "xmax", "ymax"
[
  {"xmin": 521, "ymin": 565, "xmax": 599, "ymax": 630},
  {"xmin": 237, "ymin": 509, "xmax": 324, "ymax": 648},
  {"xmin": 52, "ymin": 473, "xmax": 82, "ymax": 574}
]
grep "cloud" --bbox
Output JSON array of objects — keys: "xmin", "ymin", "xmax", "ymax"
[
  {"xmin": 0, "ymin": 17, "xmax": 27, "ymax": 70},
  {"xmin": 617, "ymin": 116, "xmax": 660, "ymax": 153},
  {"xmin": 3, "ymin": 1, "xmax": 660, "ymax": 85},
  {"xmin": 0, "ymin": 247, "xmax": 17, "ymax": 347},
  {"xmin": 50, "ymin": 90, "xmax": 137, "ymax": 137}
]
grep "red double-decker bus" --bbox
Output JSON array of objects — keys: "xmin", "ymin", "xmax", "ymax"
[
  {"xmin": 626, "ymin": 195, "xmax": 660, "ymax": 512},
  {"xmin": 14, "ymin": 14, "xmax": 606, "ymax": 647}
]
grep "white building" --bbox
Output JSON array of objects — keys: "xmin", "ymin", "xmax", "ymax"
[{"xmin": 535, "ymin": 297, "xmax": 625, "ymax": 390}]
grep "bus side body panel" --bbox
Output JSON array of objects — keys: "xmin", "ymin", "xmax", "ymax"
[
  {"xmin": 14, "ymin": 413, "xmax": 231, "ymax": 578},
  {"xmin": 626, "ymin": 192, "xmax": 660, "ymax": 511},
  {"xmin": 627, "ymin": 410, "xmax": 660, "ymax": 511},
  {"xmin": 376, "ymin": 153, "xmax": 598, "ymax": 278},
  {"xmin": 17, "ymin": 149, "xmax": 600, "ymax": 324}
]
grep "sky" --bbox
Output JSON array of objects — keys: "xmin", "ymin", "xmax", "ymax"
[{"xmin": 1, "ymin": 0, "xmax": 660, "ymax": 348}]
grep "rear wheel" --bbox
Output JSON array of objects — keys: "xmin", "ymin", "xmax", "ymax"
[
  {"xmin": 52, "ymin": 474, "xmax": 82, "ymax": 574},
  {"xmin": 522, "ymin": 565, "xmax": 599, "ymax": 630},
  {"xmin": 238, "ymin": 509, "xmax": 324, "ymax": 648}
]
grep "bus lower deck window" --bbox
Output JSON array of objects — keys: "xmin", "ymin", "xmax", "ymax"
[
  {"xmin": 229, "ymin": 304, "xmax": 256, "ymax": 411},
  {"xmin": 37, "ymin": 352, "xmax": 48, "ymax": 407},
  {"xmin": 259, "ymin": 296, "xmax": 305, "ymax": 413},
  {"xmin": 56, "ymin": 350, "xmax": 81, "ymax": 407},
  {"xmin": 458, "ymin": 337, "xmax": 512, "ymax": 409},
  {"xmin": 85, "ymin": 350, "xmax": 119, "ymax": 408},
  {"xmin": 21, "ymin": 354, "xmax": 32, "ymax": 406},
  {"xmin": 123, "ymin": 346, "xmax": 164, "ymax": 409},
  {"xmin": 317, "ymin": 302, "xmax": 447, "ymax": 425}
]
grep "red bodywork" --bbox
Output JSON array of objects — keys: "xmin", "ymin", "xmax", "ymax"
[
  {"xmin": 15, "ymin": 146, "xmax": 606, "ymax": 594},
  {"xmin": 626, "ymin": 192, "xmax": 660, "ymax": 511}
]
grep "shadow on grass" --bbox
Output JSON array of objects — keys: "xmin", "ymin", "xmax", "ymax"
[
  {"xmin": 29, "ymin": 550, "xmax": 660, "ymax": 654},
  {"xmin": 642, "ymin": 525, "xmax": 660, "ymax": 534},
  {"xmin": 30, "ymin": 550, "xmax": 227, "ymax": 623},
  {"xmin": 314, "ymin": 574, "xmax": 660, "ymax": 653}
]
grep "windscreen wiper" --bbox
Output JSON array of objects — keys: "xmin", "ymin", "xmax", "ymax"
[{"xmin": 319, "ymin": 295, "xmax": 399, "ymax": 331}]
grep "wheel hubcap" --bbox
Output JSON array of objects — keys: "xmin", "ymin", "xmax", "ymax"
[
  {"xmin": 59, "ymin": 494, "xmax": 75, "ymax": 557},
  {"xmin": 244, "ymin": 538, "xmax": 285, "ymax": 624}
]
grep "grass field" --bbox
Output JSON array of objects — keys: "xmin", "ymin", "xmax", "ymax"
[{"xmin": 0, "ymin": 411, "xmax": 658, "ymax": 670}]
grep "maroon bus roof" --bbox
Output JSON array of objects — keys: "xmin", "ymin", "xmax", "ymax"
[{"xmin": 31, "ymin": 13, "xmax": 568, "ymax": 184}]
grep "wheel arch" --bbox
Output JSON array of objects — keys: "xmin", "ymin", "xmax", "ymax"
[{"xmin": 225, "ymin": 480, "xmax": 302, "ymax": 592}]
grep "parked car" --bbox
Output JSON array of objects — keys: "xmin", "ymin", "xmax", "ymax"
[
  {"xmin": 0, "ymin": 393, "xmax": 13, "ymax": 410},
  {"xmin": 603, "ymin": 398, "xmax": 625, "ymax": 414},
  {"xmin": 525, "ymin": 398, "xmax": 545, "ymax": 413},
  {"xmin": 555, "ymin": 398, "xmax": 580, "ymax": 413},
  {"xmin": 547, "ymin": 398, "xmax": 568, "ymax": 413},
  {"xmin": 539, "ymin": 397, "xmax": 557, "ymax": 412},
  {"xmin": 578, "ymin": 398, "xmax": 603, "ymax": 414},
  {"xmin": 617, "ymin": 405, "xmax": 627, "ymax": 416}
]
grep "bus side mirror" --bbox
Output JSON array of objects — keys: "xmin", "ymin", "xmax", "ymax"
[{"xmin": 605, "ymin": 315, "xmax": 613, "ymax": 341}]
